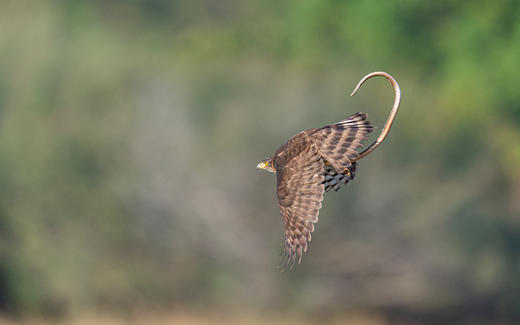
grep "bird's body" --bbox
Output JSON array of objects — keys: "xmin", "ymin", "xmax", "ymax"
[
  {"xmin": 257, "ymin": 72, "xmax": 401, "ymax": 269},
  {"xmin": 258, "ymin": 113, "xmax": 374, "ymax": 268}
]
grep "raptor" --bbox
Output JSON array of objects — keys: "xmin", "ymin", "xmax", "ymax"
[{"xmin": 257, "ymin": 72, "xmax": 401, "ymax": 269}]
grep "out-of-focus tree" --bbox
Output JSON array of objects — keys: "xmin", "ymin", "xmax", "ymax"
[{"xmin": 0, "ymin": 0, "xmax": 519, "ymax": 322}]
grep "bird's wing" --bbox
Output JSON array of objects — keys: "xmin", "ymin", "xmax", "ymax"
[
  {"xmin": 311, "ymin": 112, "xmax": 374, "ymax": 172},
  {"xmin": 276, "ymin": 146, "xmax": 325, "ymax": 268}
]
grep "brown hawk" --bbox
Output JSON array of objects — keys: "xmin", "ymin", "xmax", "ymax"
[{"xmin": 257, "ymin": 72, "xmax": 401, "ymax": 269}]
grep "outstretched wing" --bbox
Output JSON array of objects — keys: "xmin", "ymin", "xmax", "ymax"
[
  {"xmin": 276, "ymin": 147, "xmax": 325, "ymax": 268},
  {"xmin": 312, "ymin": 112, "xmax": 374, "ymax": 172}
]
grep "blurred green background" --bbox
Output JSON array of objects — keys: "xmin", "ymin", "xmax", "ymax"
[{"xmin": 0, "ymin": 0, "xmax": 519, "ymax": 324}]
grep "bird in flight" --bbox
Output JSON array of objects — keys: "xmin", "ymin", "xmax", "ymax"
[{"xmin": 257, "ymin": 72, "xmax": 401, "ymax": 269}]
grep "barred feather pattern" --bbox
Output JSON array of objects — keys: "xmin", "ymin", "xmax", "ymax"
[
  {"xmin": 276, "ymin": 147, "xmax": 325, "ymax": 269},
  {"xmin": 323, "ymin": 162, "xmax": 357, "ymax": 192},
  {"xmin": 272, "ymin": 112, "xmax": 374, "ymax": 269},
  {"xmin": 312, "ymin": 112, "xmax": 374, "ymax": 172}
]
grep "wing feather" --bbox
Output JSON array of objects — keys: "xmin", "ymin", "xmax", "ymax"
[
  {"xmin": 276, "ymin": 147, "xmax": 325, "ymax": 268},
  {"xmin": 312, "ymin": 112, "xmax": 374, "ymax": 172}
]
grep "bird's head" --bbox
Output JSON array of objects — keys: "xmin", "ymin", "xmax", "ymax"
[{"xmin": 256, "ymin": 157, "xmax": 275, "ymax": 173}]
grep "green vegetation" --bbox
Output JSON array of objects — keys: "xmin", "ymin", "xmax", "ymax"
[{"xmin": 0, "ymin": 0, "xmax": 519, "ymax": 322}]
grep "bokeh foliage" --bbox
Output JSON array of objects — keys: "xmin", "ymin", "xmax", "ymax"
[{"xmin": 0, "ymin": 0, "xmax": 519, "ymax": 321}]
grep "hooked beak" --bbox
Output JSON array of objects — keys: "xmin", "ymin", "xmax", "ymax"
[
  {"xmin": 256, "ymin": 161, "xmax": 267, "ymax": 170},
  {"xmin": 257, "ymin": 160, "xmax": 275, "ymax": 173}
]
